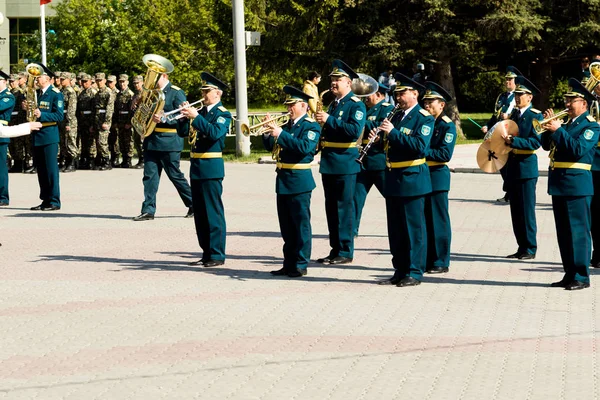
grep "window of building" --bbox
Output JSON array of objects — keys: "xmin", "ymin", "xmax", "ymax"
[{"xmin": 9, "ymin": 18, "xmax": 40, "ymax": 69}]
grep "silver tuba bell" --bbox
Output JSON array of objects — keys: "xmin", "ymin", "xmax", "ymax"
[{"xmin": 351, "ymin": 73, "xmax": 379, "ymax": 97}]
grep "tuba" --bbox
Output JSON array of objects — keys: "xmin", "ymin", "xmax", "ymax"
[
  {"xmin": 351, "ymin": 73, "xmax": 379, "ymax": 97},
  {"xmin": 131, "ymin": 54, "xmax": 174, "ymax": 138},
  {"xmin": 585, "ymin": 62, "xmax": 600, "ymax": 121},
  {"xmin": 25, "ymin": 63, "xmax": 43, "ymax": 122}
]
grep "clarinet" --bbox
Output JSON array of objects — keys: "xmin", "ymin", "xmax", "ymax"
[{"xmin": 356, "ymin": 104, "xmax": 402, "ymax": 164}]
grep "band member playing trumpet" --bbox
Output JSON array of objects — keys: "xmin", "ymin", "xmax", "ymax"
[
  {"xmin": 375, "ymin": 73, "xmax": 434, "ymax": 287},
  {"xmin": 181, "ymin": 73, "xmax": 231, "ymax": 268},
  {"xmin": 314, "ymin": 59, "xmax": 366, "ymax": 265},
  {"xmin": 133, "ymin": 70, "xmax": 193, "ymax": 221},
  {"xmin": 353, "ymin": 83, "xmax": 393, "ymax": 237},
  {"xmin": 422, "ymin": 82, "xmax": 457, "ymax": 274},
  {"xmin": 263, "ymin": 86, "xmax": 321, "ymax": 277},
  {"xmin": 499, "ymin": 76, "xmax": 542, "ymax": 261},
  {"xmin": 541, "ymin": 78, "xmax": 600, "ymax": 290}
]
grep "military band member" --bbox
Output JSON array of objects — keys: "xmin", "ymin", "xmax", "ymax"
[
  {"xmin": 114, "ymin": 75, "xmax": 135, "ymax": 168},
  {"xmin": 263, "ymin": 86, "xmax": 321, "ymax": 277},
  {"xmin": 28, "ymin": 64, "xmax": 64, "ymax": 211},
  {"xmin": 133, "ymin": 70, "xmax": 193, "ymax": 221},
  {"xmin": 422, "ymin": 82, "xmax": 457, "ymax": 274},
  {"xmin": 592, "ymin": 85, "xmax": 600, "ymax": 270},
  {"xmin": 484, "ymin": 66, "xmax": 520, "ymax": 203},
  {"xmin": 375, "ymin": 73, "xmax": 434, "ymax": 287},
  {"xmin": 314, "ymin": 59, "xmax": 367, "ymax": 265},
  {"xmin": 0, "ymin": 71, "xmax": 16, "ymax": 206},
  {"xmin": 353, "ymin": 83, "xmax": 393, "ymax": 237},
  {"xmin": 541, "ymin": 78, "xmax": 600, "ymax": 290},
  {"xmin": 131, "ymin": 75, "xmax": 144, "ymax": 169},
  {"xmin": 8, "ymin": 74, "xmax": 26, "ymax": 173},
  {"xmin": 92, "ymin": 73, "xmax": 115, "ymax": 170},
  {"xmin": 59, "ymin": 72, "xmax": 78, "ymax": 172},
  {"xmin": 77, "ymin": 73, "xmax": 97, "ymax": 169},
  {"xmin": 179, "ymin": 73, "xmax": 231, "ymax": 266},
  {"xmin": 499, "ymin": 76, "xmax": 543, "ymax": 260}
]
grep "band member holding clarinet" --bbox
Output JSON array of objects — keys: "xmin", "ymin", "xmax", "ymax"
[
  {"xmin": 353, "ymin": 83, "xmax": 394, "ymax": 237},
  {"xmin": 375, "ymin": 73, "xmax": 434, "ymax": 287},
  {"xmin": 541, "ymin": 78, "xmax": 600, "ymax": 290},
  {"xmin": 263, "ymin": 86, "xmax": 321, "ymax": 278},
  {"xmin": 422, "ymin": 82, "xmax": 457, "ymax": 274}
]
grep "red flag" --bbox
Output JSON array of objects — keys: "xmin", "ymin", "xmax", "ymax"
[{"xmin": 40, "ymin": 0, "xmax": 51, "ymax": 4}]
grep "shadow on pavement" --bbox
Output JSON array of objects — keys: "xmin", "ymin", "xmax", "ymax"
[
  {"xmin": 10, "ymin": 212, "xmax": 133, "ymax": 220},
  {"xmin": 450, "ymin": 252, "xmax": 562, "ymax": 266}
]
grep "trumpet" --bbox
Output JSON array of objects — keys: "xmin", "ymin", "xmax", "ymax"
[
  {"xmin": 240, "ymin": 113, "xmax": 290, "ymax": 137},
  {"xmin": 160, "ymin": 99, "xmax": 204, "ymax": 123},
  {"xmin": 532, "ymin": 109, "xmax": 569, "ymax": 134}
]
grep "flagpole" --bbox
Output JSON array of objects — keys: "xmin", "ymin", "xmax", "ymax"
[{"xmin": 40, "ymin": 3, "xmax": 47, "ymax": 65}]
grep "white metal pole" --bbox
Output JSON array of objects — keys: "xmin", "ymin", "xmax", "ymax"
[
  {"xmin": 40, "ymin": 4, "xmax": 47, "ymax": 65},
  {"xmin": 232, "ymin": 0, "xmax": 250, "ymax": 156}
]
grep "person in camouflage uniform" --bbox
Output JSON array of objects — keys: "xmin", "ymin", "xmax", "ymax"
[
  {"xmin": 131, "ymin": 75, "xmax": 144, "ymax": 169},
  {"xmin": 59, "ymin": 72, "xmax": 78, "ymax": 172},
  {"xmin": 92, "ymin": 72, "xmax": 115, "ymax": 170},
  {"xmin": 8, "ymin": 74, "xmax": 27, "ymax": 173},
  {"xmin": 77, "ymin": 73, "xmax": 97, "ymax": 170},
  {"xmin": 107, "ymin": 74, "xmax": 121, "ymax": 167},
  {"xmin": 114, "ymin": 74, "xmax": 135, "ymax": 168}
]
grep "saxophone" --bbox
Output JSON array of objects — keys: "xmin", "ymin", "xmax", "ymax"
[{"xmin": 25, "ymin": 63, "xmax": 43, "ymax": 122}]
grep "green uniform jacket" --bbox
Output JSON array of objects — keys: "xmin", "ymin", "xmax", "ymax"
[
  {"xmin": 61, "ymin": 86, "xmax": 78, "ymax": 129},
  {"xmin": 362, "ymin": 99, "xmax": 395, "ymax": 171},
  {"xmin": 189, "ymin": 101, "xmax": 231, "ymax": 180},
  {"xmin": 0, "ymin": 88, "xmax": 15, "ymax": 145},
  {"xmin": 506, "ymin": 106, "xmax": 542, "ymax": 181},
  {"xmin": 115, "ymin": 88, "xmax": 134, "ymax": 124},
  {"xmin": 319, "ymin": 91, "xmax": 366, "ymax": 175},
  {"xmin": 144, "ymin": 82, "xmax": 187, "ymax": 152},
  {"xmin": 427, "ymin": 114, "xmax": 457, "ymax": 192},
  {"xmin": 263, "ymin": 115, "xmax": 321, "ymax": 195},
  {"xmin": 32, "ymin": 86, "xmax": 64, "ymax": 146},
  {"xmin": 541, "ymin": 111, "xmax": 600, "ymax": 196}
]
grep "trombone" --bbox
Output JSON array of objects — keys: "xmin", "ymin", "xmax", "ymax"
[
  {"xmin": 160, "ymin": 99, "xmax": 204, "ymax": 123},
  {"xmin": 532, "ymin": 109, "xmax": 569, "ymax": 134},
  {"xmin": 239, "ymin": 113, "xmax": 290, "ymax": 137}
]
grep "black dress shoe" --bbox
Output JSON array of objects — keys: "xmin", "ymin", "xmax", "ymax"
[
  {"xmin": 565, "ymin": 281, "xmax": 590, "ymax": 291},
  {"xmin": 203, "ymin": 260, "xmax": 225, "ymax": 268},
  {"xmin": 316, "ymin": 256, "xmax": 334, "ymax": 263},
  {"xmin": 287, "ymin": 269, "xmax": 307, "ymax": 278},
  {"xmin": 496, "ymin": 194, "xmax": 509, "ymax": 203},
  {"xmin": 591, "ymin": 261, "xmax": 600, "ymax": 269},
  {"xmin": 132, "ymin": 212, "xmax": 154, "ymax": 221},
  {"xmin": 378, "ymin": 273, "xmax": 403, "ymax": 285},
  {"xmin": 30, "ymin": 204, "xmax": 47, "ymax": 211},
  {"xmin": 41, "ymin": 205, "xmax": 60, "ymax": 211},
  {"xmin": 518, "ymin": 252, "xmax": 536, "ymax": 260},
  {"xmin": 184, "ymin": 207, "xmax": 194, "ymax": 218},
  {"xmin": 426, "ymin": 267, "xmax": 449, "ymax": 274},
  {"xmin": 506, "ymin": 252, "xmax": 521, "ymax": 259},
  {"xmin": 189, "ymin": 259, "xmax": 207, "ymax": 266},
  {"xmin": 550, "ymin": 279, "xmax": 570, "ymax": 288},
  {"xmin": 396, "ymin": 277, "xmax": 421, "ymax": 287},
  {"xmin": 0, "ymin": 202, "xmax": 8, "ymax": 207},
  {"xmin": 329, "ymin": 256, "xmax": 353, "ymax": 265},
  {"xmin": 270, "ymin": 268, "xmax": 289, "ymax": 276}
]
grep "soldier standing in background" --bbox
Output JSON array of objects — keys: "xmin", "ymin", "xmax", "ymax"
[
  {"xmin": 92, "ymin": 72, "xmax": 115, "ymax": 171},
  {"xmin": 114, "ymin": 74, "xmax": 135, "ymax": 168},
  {"xmin": 8, "ymin": 74, "xmax": 26, "ymax": 173},
  {"xmin": 59, "ymin": 72, "xmax": 78, "ymax": 172},
  {"xmin": 131, "ymin": 75, "xmax": 144, "ymax": 169},
  {"xmin": 77, "ymin": 73, "xmax": 97, "ymax": 170},
  {"xmin": 107, "ymin": 75, "xmax": 121, "ymax": 167}
]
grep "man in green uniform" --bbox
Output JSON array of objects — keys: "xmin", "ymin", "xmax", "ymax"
[
  {"xmin": 114, "ymin": 74, "xmax": 135, "ymax": 168},
  {"xmin": 133, "ymin": 70, "xmax": 193, "ymax": 221},
  {"xmin": 422, "ymin": 81, "xmax": 457, "ymax": 274},
  {"xmin": 263, "ymin": 85, "xmax": 321, "ymax": 277},
  {"xmin": 92, "ymin": 73, "xmax": 115, "ymax": 170},
  {"xmin": 180, "ymin": 72, "xmax": 230, "ymax": 266},
  {"xmin": 314, "ymin": 59, "xmax": 366, "ymax": 265},
  {"xmin": 376, "ymin": 73, "xmax": 435, "ymax": 287},
  {"xmin": 0, "ymin": 71, "xmax": 16, "ymax": 206},
  {"xmin": 77, "ymin": 74, "xmax": 97, "ymax": 170},
  {"xmin": 59, "ymin": 72, "xmax": 79, "ymax": 172},
  {"xmin": 500, "ymin": 75, "xmax": 543, "ymax": 260},
  {"xmin": 353, "ymin": 83, "xmax": 394, "ymax": 237},
  {"xmin": 541, "ymin": 78, "xmax": 600, "ymax": 290}
]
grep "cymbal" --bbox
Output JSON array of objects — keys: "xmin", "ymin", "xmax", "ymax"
[
  {"xmin": 487, "ymin": 120, "xmax": 519, "ymax": 156},
  {"xmin": 477, "ymin": 140, "xmax": 508, "ymax": 173}
]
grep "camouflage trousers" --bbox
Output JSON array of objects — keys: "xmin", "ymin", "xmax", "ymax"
[
  {"xmin": 133, "ymin": 130, "xmax": 143, "ymax": 159},
  {"xmin": 60, "ymin": 122, "xmax": 79, "ymax": 159},
  {"xmin": 92, "ymin": 125, "xmax": 110, "ymax": 159},
  {"xmin": 8, "ymin": 134, "xmax": 32, "ymax": 163},
  {"xmin": 115, "ymin": 123, "xmax": 134, "ymax": 158},
  {"xmin": 79, "ymin": 123, "xmax": 95, "ymax": 160},
  {"xmin": 109, "ymin": 124, "xmax": 120, "ymax": 159}
]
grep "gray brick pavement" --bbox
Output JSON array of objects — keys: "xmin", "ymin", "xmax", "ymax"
[{"xmin": 0, "ymin": 146, "xmax": 597, "ymax": 399}]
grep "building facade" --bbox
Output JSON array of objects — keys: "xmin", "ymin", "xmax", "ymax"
[{"xmin": 2, "ymin": 0, "xmax": 62, "ymax": 73}]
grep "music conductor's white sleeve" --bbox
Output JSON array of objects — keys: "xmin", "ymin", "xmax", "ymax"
[{"xmin": 0, "ymin": 123, "xmax": 33, "ymax": 139}]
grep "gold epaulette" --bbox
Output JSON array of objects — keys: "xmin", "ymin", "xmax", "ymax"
[
  {"xmin": 587, "ymin": 115, "xmax": 596, "ymax": 122},
  {"xmin": 419, "ymin": 108, "xmax": 431, "ymax": 116},
  {"xmin": 218, "ymin": 106, "xmax": 228, "ymax": 112},
  {"xmin": 442, "ymin": 115, "xmax": 452, "ymax": 123},
  {"xmin": 382, "ymin": 102, "xmax": 391, "ymax": 107},
  {"xmin": 351, "ymin": 96, "xmax": 360, "ymax": 102},
  {"xmin": 305, "ymin": 117, "xmax": 316, "ymax": 122},
  {"xmin": 530, "ymin": 108, "xmax": 541, "ymax": 114},
  {"xmin": 52, "ymin": 87, "xmax": 61, "ymax": 93},
  {"xmin": 171, "ymin": 85, "xmax": 182, "ymax": 91}
]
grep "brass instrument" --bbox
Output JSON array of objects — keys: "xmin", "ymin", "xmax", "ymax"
[
  {"xmin": 584, "ymin": 62, "xmax": 600, "ymax": 121},
  {"xmin": 131, "ymin": 54, "xmax": 175, "ymax": 137},
  {"xmin": 532, "ymin": 109, "xmax": 569, "ymax": 134},
  {"xmin": 25, "ymin": 63, "xmax": 43, "ymax": 122},
  {"xmin": 351, "ymin": 73, "xmax": 379, "ymax": 97},
  {"xmin": 161, "ymin": 99, "xmax": 204, "ymax": 123},
  {"xmin": 239, "ymin": 113, "xmax": 290, "ymax": 137},
  {"xmin": 316, "ymin": 89, "xmax": 330, "ymax": 113}
]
